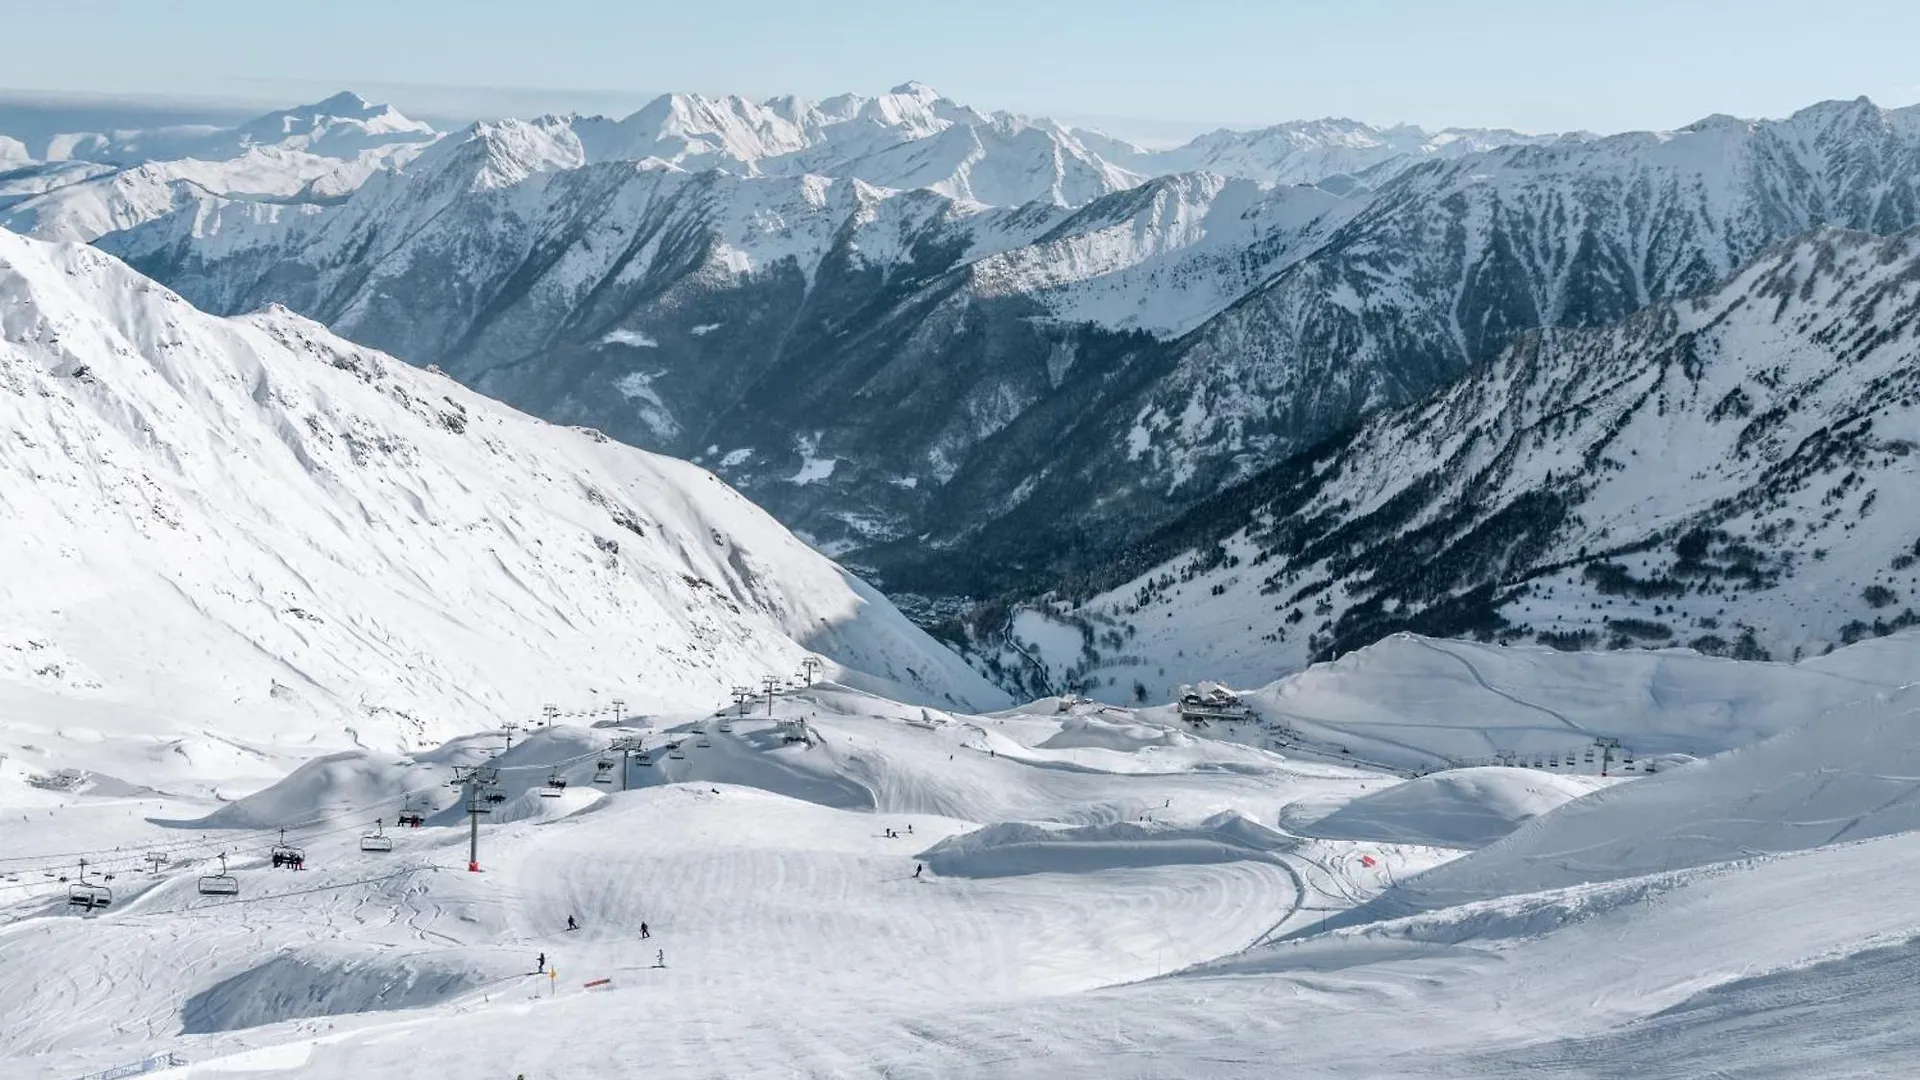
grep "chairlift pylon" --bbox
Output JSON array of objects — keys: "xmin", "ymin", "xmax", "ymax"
[{"xmin": 197, "ymin": 853, "xmax": 239, "ymax": 897}]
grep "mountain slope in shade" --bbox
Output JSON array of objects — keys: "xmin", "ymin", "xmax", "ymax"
[
  {"xmin": 0, "ymin": 230, "xmax": 1004, "ymax": 750},
  {"xmin": 980, "ymin": 227, "xmax": 1920, "ymax": 701},
  {"xmin": 1118, "ymin": 98, "xmax": 1920, "ymax": 508}
]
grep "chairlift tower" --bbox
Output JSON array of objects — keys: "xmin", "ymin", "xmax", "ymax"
[
  {"xmin": 608, "ymin": 737, "xmax": 647, "ymax": 791},
  {"xmin": 450, "ymin": 765, "xmax": 500, "ymax": 872},
  {"xmin": 1593, "ymin": 736, "xmax": 1623, "ymax": 777},
  {"xmin": 799, "ymin": 657, "xmax": 823, "ymax": 686},
  {"xmin": 610, "ymin": 698, "xmax": 625, "ymax": 725},
  {"xmin": 542, "ymin": 704, "xmax": 558, "ymax": 729},
  {"xmin": 761, "ymin": 675, "xmax": 782, "ymax": 717}
]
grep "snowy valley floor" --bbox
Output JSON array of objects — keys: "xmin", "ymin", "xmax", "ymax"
[{"xmin": 6, "ymin": 636, "xmax": 1920, "ymax": 1078}]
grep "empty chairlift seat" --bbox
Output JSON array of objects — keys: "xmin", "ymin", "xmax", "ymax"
[
  {"xmin": 68, "ymin": 881, "xmax": 111, "ymax": 910},
  {"xmin": 359, "ymin": 820, "xmax": 394, "ymax": 853},
  {"xmin": 198, "ymin": 853, "xmax": 239, "ymax": 896}
]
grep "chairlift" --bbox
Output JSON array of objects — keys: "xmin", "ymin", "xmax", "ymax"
[
  {"xmin": 668, "ymin": 743, "xmax": 686, "ymax": 760},
  {"xmin": 541, "ymin": 770, "xmax": 567, "ymax": 798},
  {"xmin": 1622, "ymin": 748, "xmax": 1635, "ymax": 765},
  {"xmin": 1548, "ymin": 754, "xmax": 1560, "ymax": 767},
  {"xmin": 717, "ymin": 719, "xmax": 733, "ymax": 733},
  {"xmin": 636, "ymin": 750, "xmax": 654, "ymax": 767},
  {"xmin": 1583, "ymin": 746, "xmax": 1597, "ymax": 763},
  {"xmin": 593, "ymin": 761, "xmax": 615, "ymax": 785},
  {"xmin": 360, "ymin": 819, "xmax": 394, "ymax": 854},
  {"xmin": 67, "ymin": 860, "xmax": 111, "ymax": 910},
  {"xmin": 198, "ymin": 853, "xmax": 239, "ymax": 897},
  {"xmin": 696, "ymin": 734, "xmax": 712, "ymax": 748},
  {"xmin": 269, "ymin": 828, "xmax": 305, "ymax": 870}
]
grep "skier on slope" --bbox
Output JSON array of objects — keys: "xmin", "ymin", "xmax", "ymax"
[
  {"xmin": 536, "ymin": 952, "xmax": 546, "ymax": 973},
  {"xmin": 913, "ymin": 863, "xmax": 923, "ymax": 879},
  {"xmin": 566, "ymin": 915, "xmax": 578, "ymax": 931},
  {"xmin": 640, "ymin": 922, "xmax": 650, "ymax": 939}
]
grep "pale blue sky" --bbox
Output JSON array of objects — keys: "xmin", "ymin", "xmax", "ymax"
[{"xmin": 4, "ymin": 0, "xmax": 1917, "ymax": 135}]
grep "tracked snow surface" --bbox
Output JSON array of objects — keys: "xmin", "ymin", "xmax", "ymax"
[{"xmin": 5, "ymin": 624, "xmax": 1920, "ymax": 1078}]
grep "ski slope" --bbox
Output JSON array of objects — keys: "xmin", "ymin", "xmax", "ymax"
[
  {"xmin": 0, "ymin": 682, "xmax": 1454, "ymax": 1078},
  {"xmin": 5, "ymin": 630, "xmax": 1919, "ymax": 1077}
]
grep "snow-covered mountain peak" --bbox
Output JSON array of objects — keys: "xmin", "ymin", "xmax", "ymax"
[
  {"xmin": 223, "ymin": 91, "xmax": 435, "ymax": 155},
  {"xmin": 888, "ymin": 79, "xmax": 941, "ymax": 101}
]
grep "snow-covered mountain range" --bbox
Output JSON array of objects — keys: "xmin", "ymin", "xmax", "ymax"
[
  {"xmin": 0, "ymin": 229, "xmax": 1001, "ymax": 750},
  {"xmin": 15, "ymin": 88, "xmax": 1920, "ymax": 697},
  {"xmin": 0, "ymin": 92, "xmax": 437, "ymax": 243},
  {"xmin": 50, "ymin": 86, "xmax": 1562, "ymax": 581}
]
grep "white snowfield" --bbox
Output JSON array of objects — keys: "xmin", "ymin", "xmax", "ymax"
[
  {"xmin": 0, "ymin": 230, "xmax": 1001, "ymax": 768},
  {"xmin": 5, "ymin": 628, "xmax": 1920, "ymax": 1078}
]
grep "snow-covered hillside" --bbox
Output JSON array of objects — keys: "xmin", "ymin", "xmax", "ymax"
[
  {"xmin": 1330, "ymin": 681, "xmax": 1920, "ymax": 926},
  {"xmin": 0, "ymin": 230, "xmax": 1002, "ymax": 760},
  {"xmin": 989, "ymin": 226, "xmax": 1920, "ymax": 699}
]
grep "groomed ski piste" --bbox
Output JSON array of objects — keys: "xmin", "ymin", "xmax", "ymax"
[{"xmin": 7, "ymin": 629, "xmax": 1920, "ymax": 1079}]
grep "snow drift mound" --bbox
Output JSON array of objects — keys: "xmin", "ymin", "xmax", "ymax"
[
  {"xmin": 0, "ymin": 232, "xmax": 1003, "ymax": 754},
  {"xmin": 1039, "ymin": 714, "xmax": 1194, "ymax": 752},
  {"xmin": 923, "ymin": 812, "xmax": 1288, "ymax": 878},
  {"xmin": 165, "ymin": 751, "xmax": 438, "ymax": 831},
  {"xmin": 1331, "ymin": 682, "xmax": 1920, "ymax": 929},
  {"xmin": 180, "ymin": 944, "xmax": 487, "ymax": 1034},
  {"xmin": 1287, "ymin": 767, "xmax": 1607, "ymax": 849}
]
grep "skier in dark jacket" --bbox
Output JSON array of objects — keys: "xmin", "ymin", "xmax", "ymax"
[
  {"xmin": 640, "ymin": 922, "xmax": 650, "ymax": 939},
  {"xmin": 566, "ymin": 915, "xmax": 578, "ymax": 931},
  {"xmin": 913, "ymin": 863, "xmax": 923, "ymax": 879}
]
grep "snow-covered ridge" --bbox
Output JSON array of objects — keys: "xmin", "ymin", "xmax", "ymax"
[
  {"xmin": 0, "ymin": 230, "xmax": 1003, "ymax": 749},
  {"xmin": 0, "ymin": 92, "xmax": 439, "ymax": 243}
]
